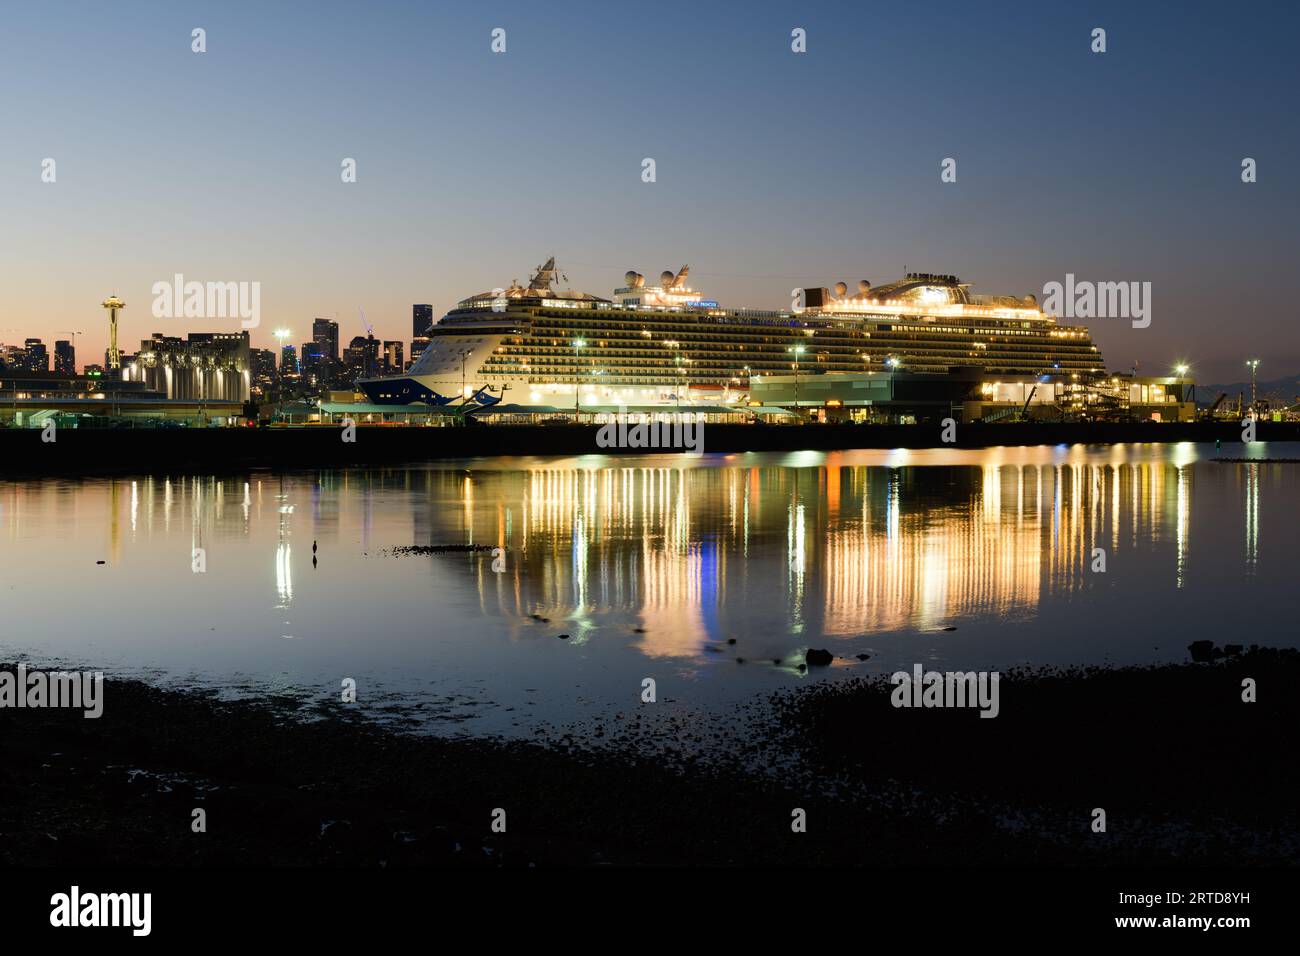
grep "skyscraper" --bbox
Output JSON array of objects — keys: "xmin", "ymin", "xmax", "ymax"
[
  {"xmin": 54, "ymin": 340, "xmax": 75, "ymax": 375},
  {"xmin": 250, "ymin": 348, "xmax": 278, "ymax": 398},
  {"xmin": 411, "ymin": 303, "xmax": 432, "ymax": 369},
  {"xmin": 300, "ymin": 341, "xmax": 326, "ymax": 389},
  {"xmin": 412, "ymin": 304, "xmax": 433, "ymax": 340},
  {"xmin": 383, "ymin": 340, "xmax": 404, "ymax": 375},
  {"xmin": 312, "ymin": 317, "xmax": 339, "ymax": 362},
  {"xmin": 24, "ymin": 338, "xmax": 48, "ymax": 373},
  {"xmin": 344, "ymin": 334, "xmax": 379, "ymax": 384}
]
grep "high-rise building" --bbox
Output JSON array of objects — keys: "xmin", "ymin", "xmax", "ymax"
[
  {"xmin": 408, "ymin": 339, "xmax": 427, "ymax": 368},
  {"xmin": 280, "ymin": 344, "xmax": 299, "ymax": 375},
  {"xmin": 382, "ymin": 340, "xmax": 404, "ymax": 375},
  {"xmin": 300, "ymin": 341, "xmax": 328, "ymax": 389},
  {"xmin": 250, "ymin": 348, "xmax": 277, "ymax": 398},
  {"xmin": 54, "ymin": 340, "xmax": 76, "ymax": 376},
  {"xmin": 412, "ymin": 304, "xmax": 433, "ymax": 340},
  {"xmin": 411, "ymin": 304, "xmax": 432, "ymax": 371},
  {"xmin": 344, "ymin": 334, "xmax": 380, "ymax": 384},
  {"xmin": 312, "ymin": 317, "xmax": 339, "ymax": 362},
  {"xmin": 24, "ymin": 339, "xmax": 49, "ymax": 373}
]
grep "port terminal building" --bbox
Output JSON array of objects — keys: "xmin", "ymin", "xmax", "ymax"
[
  {"xmin": 0, "ymin": 373, "xmax": 245, "ymax": 427},
  {"xmin": 747, "ymin": 368, "xmax": 1196, "ymax": 424}
]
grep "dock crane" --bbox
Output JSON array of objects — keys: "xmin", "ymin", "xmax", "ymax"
[
  {"xmin": 1017, "ymin": 385, "xmax": 1037, "ymax": 422},
  {"xmin": 1200, "ymin": 392, "xmax": 1228, "ymax": 420}
]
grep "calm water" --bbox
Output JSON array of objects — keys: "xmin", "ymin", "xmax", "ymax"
[{"xmin": 2, "ymin": 443, "xmax": 1296, "ymax": 735}]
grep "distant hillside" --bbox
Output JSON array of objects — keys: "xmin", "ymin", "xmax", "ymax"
[{"xmin": 1193, "ymin": 373, "xmax": 1300, "ymax": 407}]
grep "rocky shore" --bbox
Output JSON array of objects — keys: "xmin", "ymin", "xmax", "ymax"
[{"xmin": 1, "ymin": 646, "xmax": 1295, "ymax": 867}]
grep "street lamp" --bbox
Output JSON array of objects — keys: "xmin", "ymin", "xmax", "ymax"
[
  {"xmin": 1246, "ymin": 359, "xmax": 1260, "ymax": 415},
  {"xmin": 573, "ymin": 339, "xmax": 586, "ymax": 414},
  {"xmin": 455, "ymin": 347, "xmax": 472, "ymax": 403},
  {"xmin": 789, "ymin": 344, "xmax": 806, "ymax": 415}
]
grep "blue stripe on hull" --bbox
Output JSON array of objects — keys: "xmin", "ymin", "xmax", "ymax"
[{"xmin": 358, "ymin": 378, "xmax": 455, "ymax": 406}]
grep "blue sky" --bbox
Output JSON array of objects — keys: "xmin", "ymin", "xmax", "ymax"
[{"xmin": 1, "ymin": 0, "xmax": 1296, "ymax": 381}]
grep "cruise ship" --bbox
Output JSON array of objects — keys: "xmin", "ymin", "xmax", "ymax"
[{"xmin": 357, "ymin": 258, "xmax": 1105, "ymax": 409}]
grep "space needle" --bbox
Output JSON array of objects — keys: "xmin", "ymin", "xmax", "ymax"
[{"xmin": 102, "ymin": 295, "xmax": 125, "ymax": 371}]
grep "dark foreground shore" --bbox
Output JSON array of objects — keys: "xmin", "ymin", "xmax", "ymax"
[
  {"xmin": 2, "ymin": 420, "xmax": 1298, "ymax": 474},
  {"xmin": 2, "ymin": 646, "xmax": 1295, "ymax": 867}
]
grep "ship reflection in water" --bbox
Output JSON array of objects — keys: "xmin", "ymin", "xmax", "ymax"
[
  {"xmin": 0, "ymin": 444, "xmax": 1293, "ymax": 733},
  {"xmin": 462, "ymin": 444, "xmax": 1274, "ymax": 652}
]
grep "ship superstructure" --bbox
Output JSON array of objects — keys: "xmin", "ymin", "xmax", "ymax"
[{"xmin": 357, "ymin": 259, "xmax": 1104, "ymax": 408}]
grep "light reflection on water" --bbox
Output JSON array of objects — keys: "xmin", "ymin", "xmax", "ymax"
[{"xmin": 0, "ymin": 443, "xmax": 1293, "ymax": 735}]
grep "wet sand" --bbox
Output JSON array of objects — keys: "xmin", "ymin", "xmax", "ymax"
[{"xmin": 1, "ymin": 646, "xmax": 1295, "ymax": 867}]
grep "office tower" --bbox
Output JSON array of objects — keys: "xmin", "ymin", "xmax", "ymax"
[
  {"xmin": 412, "ymin": 304, "xmax": 433, "ymax": 340},
  {"xmin": 383, "ymin": 340, "xmax": 404, "ymax": 375},
  {"xmin": 250, "ymin": 348, "xmax": 278, "ymax": 398},
  {"xmin": 312, "ymin": 317, "xmax": 340, "ymax": 362},
  {"xmin": 54, "ymin": 340, "xmax": 76, "ymax": 375},
  {"xmin": 24, "ymin": 338, "xmax": 49, "ymax": 373}
]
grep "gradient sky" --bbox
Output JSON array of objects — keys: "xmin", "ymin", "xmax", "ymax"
[{"xmin": 2, "ymin": 0, "xmax": 1296, "ymax": 381}]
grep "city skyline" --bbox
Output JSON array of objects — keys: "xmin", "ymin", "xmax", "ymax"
[{"xmin": 3, "ymin": 1, "xmax": 1298, "ymax": 383}]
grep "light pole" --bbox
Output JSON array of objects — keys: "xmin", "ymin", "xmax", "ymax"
[
  {"xmin": 789, "ymin": 344, "xmax": 806, "ymax": 415},
  {"xmin": 573, "ymin": 339, "xmax": 586, "ymax": 415},
  {"xmin": 1247, "ymin": 359, "xmax": 1260, "ymax": 415},
  {"xmin": 456, "ymin": 347, "xmax": 471, "ymax": 402}
]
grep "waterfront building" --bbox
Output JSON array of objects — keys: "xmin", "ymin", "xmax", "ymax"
[
  {"xmin": 748, "ymin": 369, "xmax": 1197, "ymax": 424},
  {"xmin": 121, "ymin": 331, "xmax": 251, "ymax": 402},
  {"xmin": 0, "ymin": 370, "xmax": 243, "ymax": 426}
]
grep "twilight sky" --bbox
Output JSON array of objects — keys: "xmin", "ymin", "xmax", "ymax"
[{"xmin": 1, "ymin": 0, "xmax": 1296, "ymax": 382}]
